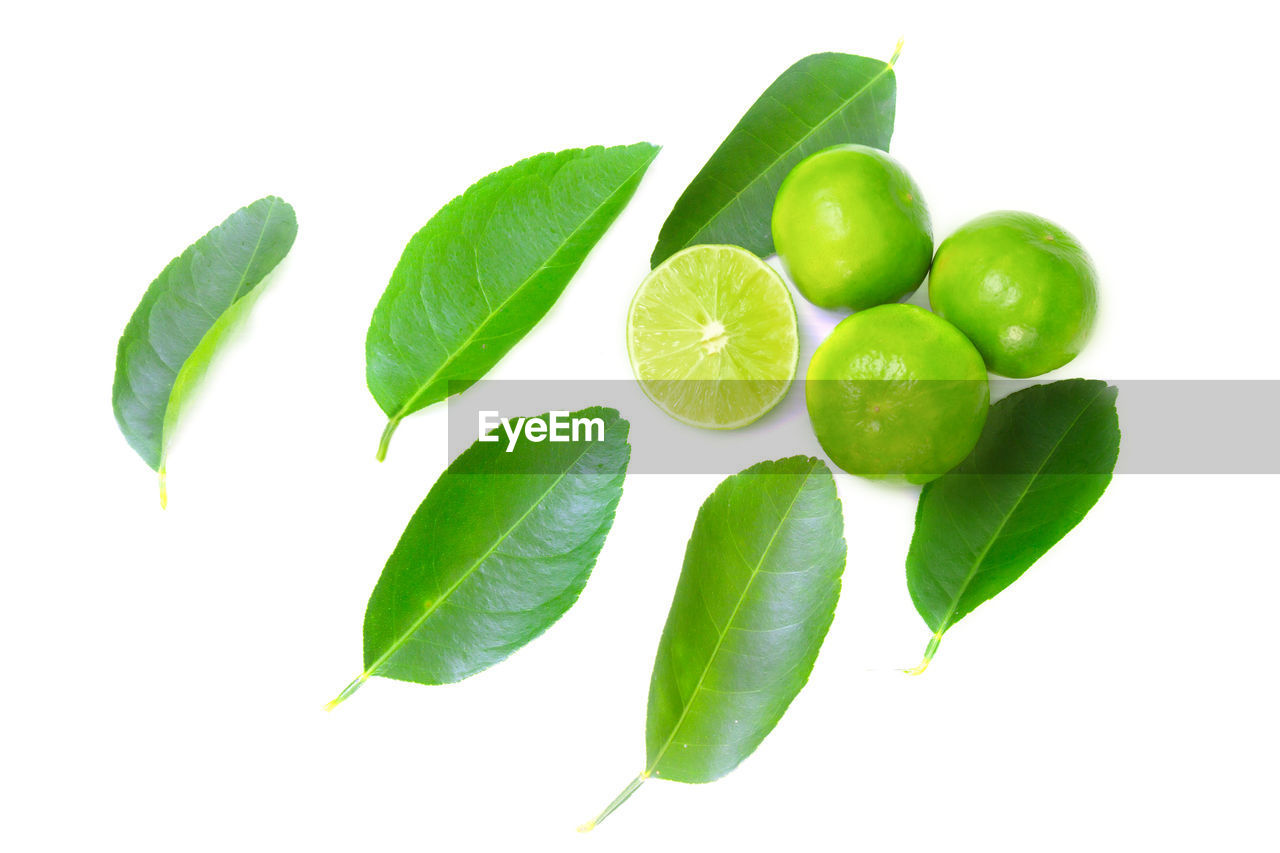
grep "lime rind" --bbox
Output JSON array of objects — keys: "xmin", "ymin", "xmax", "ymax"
[{"xmin": 627, "ymin": 245, "xmax": 799, "ymax": 429}]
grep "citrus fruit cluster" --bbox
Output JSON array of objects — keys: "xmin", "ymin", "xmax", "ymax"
[{"xmin": 627, "ymin": 141, "xmax": 1098, "ymax": 483}]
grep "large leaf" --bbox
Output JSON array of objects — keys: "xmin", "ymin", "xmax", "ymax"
[
  {"xmin": 650, "ymin": 48, "xmax": 898, "ymax": 267},
  {"xmin": 366, "ymin": 143, "xmax": 660, "ymax": 460},
  {"xmin": 905, "ymin": 379, "xmax": 1120, "ymax": 672},
  {"xmin": 582, "ymin": 456, "xmax": 846, "ymax": 830},
  {"xmin": 112, "ymin": 196, "xmax": 297, "ymax": 506},
  {"xmin": 327, "ymin": 406, "xmax": 631, "ymax": 708}
]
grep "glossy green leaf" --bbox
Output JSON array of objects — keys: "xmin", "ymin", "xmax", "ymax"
[
  {"xmin": 112, "ymin": 196, "xmax": 297, "ymax": 506},
  {"xmin": 367, "ymin": 143, "xmax": 660, "ymax": 460},
  {"xmin": 905, "ymin": 379, "xmax": 1120, "ymax": 672},
  {"xmin": 583, "ymin": 456, "xmax": 846, "ymax": 830},
  {"xmin": 328, "ymin": 407, "xmax": 631, "ymax": 708},
  {"xmin": 650, "ymin": 47, "xmax": 898, "ymax": 267}
]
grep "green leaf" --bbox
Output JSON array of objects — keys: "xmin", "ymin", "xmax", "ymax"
[
  {"xmin": 366, "ymin": 143, "xmax": 660, "ymax": 460},
  {"xmin": 112, "ymin": 196, "xmax": 298, "ymax": 506},
  {"xmin": 650, "ymin": 47, "xmax": 898, "ymax": 267},
  {"xmin": 582, "ymin": 456, "xmax": 846, "ymax": 830},
  {"xmin": 905, "ymin": 379, "xmax": 1121, "ymax": 672},
  {"xmin": 328, "ymin": 407, "xmax": 631, "ymax": 708}
]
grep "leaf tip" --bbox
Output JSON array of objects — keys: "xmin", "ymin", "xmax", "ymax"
[
  {"xmin": 576, "ymin": 821, "xmax": 596, "ymax": 834},
  {"xmin": 889, "ymin": 37, "xmax": 905, "ymax": 69},
  {"xmin": 159, "ymin": 467, "xmax": 168, "ymax": 510}
]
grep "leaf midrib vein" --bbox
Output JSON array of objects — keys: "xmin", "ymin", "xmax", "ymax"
[
  {"xmin": 647, "ymin": 460, "xmax": 818, "ymax": 776},
  {"xmin": 362, "ymin": 437, "xmax": 604, "ymax": 680},
  {"xmin": 156, "ymin": 198, "xmax": 284, "ymax": 457},
  {"xmin": 679, "ymin": 59, "xmax": 894, "ymax": 249},
  {"xmin": 931, "ymin": 386, "xmax": 1107, "ymax": 635},
  {"xmin": 387, "ymin": 153, "xmax": 655, "ymax": 423},
  {"xmin": 148, "ymin": 200, "xmax": 281, "ymax": 374}
]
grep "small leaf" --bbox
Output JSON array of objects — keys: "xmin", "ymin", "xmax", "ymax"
[
  {"xmin": 112, "ymin": 196, "xmax": 298, "ymax": 505},
  {"xmin": 650, "ymin": 48, "xmax": 898, "ymax": 267},
  {"xmin": 582, "ymin": 456, "xmax": 846, "ymax": 830},
  {"xmin": 905, "ymin": 379, "xmax": 1121, "ymax": 672},
  {"xmin": 367, "ymin": 143, "xmax": 660, "ymax": 460},
  {"xmin": 328, "ymin": 407, "xmax": 631, "ymax": 708}
]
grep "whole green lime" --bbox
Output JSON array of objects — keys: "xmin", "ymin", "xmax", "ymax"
[
  {"xmin": 806, "ymin": 304, "xmax": 989, "ymax": 483},
  {"xmin": 929, "ymin": 211, "xmax": 1098, "ymax": 378},
  {"xmin": 772, "ymin": 144, "xmax": 933, "ymax": 311}
]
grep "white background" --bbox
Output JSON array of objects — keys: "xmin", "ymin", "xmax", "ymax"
[{"xmin": 3, "ymin": 1, "xmax": 1277, "ymax": 850}]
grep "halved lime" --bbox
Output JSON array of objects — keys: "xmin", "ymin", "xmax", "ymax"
[{"xmin": 627, "ymin": 244, "xmax": 799, "ymax": 429}]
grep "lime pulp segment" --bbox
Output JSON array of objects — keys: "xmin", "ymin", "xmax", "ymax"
[{"xmin": 627, "ymin": 245, "xmax": 799, "ymax": 429}]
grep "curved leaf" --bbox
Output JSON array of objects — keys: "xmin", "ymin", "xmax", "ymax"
[
  {"xmin": 582, "ymin": 456, "xmax": 846, "ymax": 830},
  {"xmin": 367, "ymin": 143, "xmax": 660, "ymax": 460},
  {"xmin": 328, "ymin": 407, "xmax": 631, "ymax": 708},
  {"xmin": 650, "ymin": 49, "xmax": 897, "ymax": 267},
  {"xmin": 905, "ymin": 379, "xmax": 1121, "ymax": 672},
  {"xmin": 112, "ymin": 196, "xmax": 297, "ymax": 505}
]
